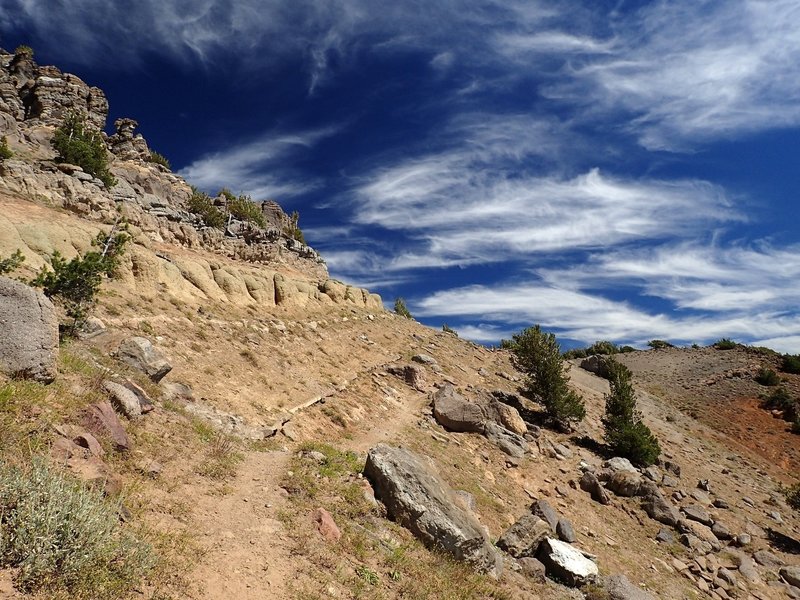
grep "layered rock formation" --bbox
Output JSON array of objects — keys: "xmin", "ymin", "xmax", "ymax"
[{"xmin": 0, "ymin": 47, "xmax": 378, "ymax": 311}]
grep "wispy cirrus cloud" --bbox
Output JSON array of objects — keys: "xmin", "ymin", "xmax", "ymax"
[
  {"xmin": 564, "ymin": 0, "xmax": 800, "ymax": 149},
  {"xmin": 415, "ymin": 281, "xmax": 800, "ymax": 349},
  {"xmin": 179, "ymin": 126, "xmax": 339, "ymax": 199},
  {"xmin": 344, "ymin": 111, "xmax": 739, "ymax": 270},
  {"xmin": 539, "ymin": 242, "xmax": 800, "ymax": 313}
]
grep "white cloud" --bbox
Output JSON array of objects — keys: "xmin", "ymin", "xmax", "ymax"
[
  {"xmin": 178, "ymin": 126, "xmax": 338, "ymax": 199},
  {"xmin": 539, "ymin": 242, "xmax": 800, "ymax": 313},
  {"xmin": 415, "ymin": 281, "xmax": 800, "ymax": 347},
  {"xmin": 353, "ymin": 119, "xmax": 739, "ymax": 268},
  {"xmin": 567, "ymin": 0, "xmax": 800, "ymax": 148}
]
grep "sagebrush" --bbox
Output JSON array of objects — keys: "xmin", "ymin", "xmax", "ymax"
[{"xmin": 0, "ymin": 460, "xmax": 155, "ymax": 598}]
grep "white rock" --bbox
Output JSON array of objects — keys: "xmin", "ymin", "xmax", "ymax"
[{"xmin": 537, "ymin": 537, "xmax": 598, "ymax": 587}]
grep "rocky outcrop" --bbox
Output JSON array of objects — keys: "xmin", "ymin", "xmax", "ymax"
[
  {"xmin": 0, "ymin": 276, "xmax": 58, "ymax": 383},
  {"xmin": 0, "ymin": 50, "xmax": 107, "ymax": 130},
  {"xmin": 363, "ymin": 444, "xmax": 503, "ymax": 577}
]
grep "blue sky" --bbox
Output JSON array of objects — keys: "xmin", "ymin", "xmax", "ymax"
[{"xmin": 3, "ymin": 0, "xmax": 800, "ymax": 351}]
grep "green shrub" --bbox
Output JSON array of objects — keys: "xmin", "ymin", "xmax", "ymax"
[
  {"xmin": 782, "ymin": 354, "xmax": 800, "ymax": 375},
  {"xmin": 754, "ymin": 367, "xmax": 780, "ymax": 386},
  {"xmin": 442, "ymin": 323, "xmax": 458, "ymax": 336},
  {"xmin": 0, "ymin": 249, "xmax": 24, "ymax": 275},
  {"xmin": 32, "ymin": 228, "xmax": 128, "ymax": 334},
  {"xmin": 218, "ymin": 188, "xmax": 236, "ymax": 203},
  {"xmin": 188, "ymin": 188, "xmax": 226, "ymax": 228},
  {"xmin": 761, "ymin": 386, "xmax": 798, "ymax": 422},
  {"xmin": 792, "ymin": 417, "xmax": 800, "ymax": 435},
  {"xmin": 647, "ymin": 339, "xmax": 674, "ymax": 350},
  {"xmin": 146, "ymin": 150, "xmax": 170, "ymax": 170},
  {"xmin": 284, "ymin": 210, "xmax": 306, "ymax": 243},
  {"xmin": 509, "ymin": 325, "xmax": 586, "ymax": 430},
  {"xmin": 786, "ymin": 483, "xmax": 800, "ymax": 510},
  {"xmin": 563, "ymin": 340, "xmax": 621, "ymax": 359},
  {"xmin": 619, "ymin": 345, "xmax": 636, "ymax": 353},
  {"xmin": 714, "ymin": 338, "xmax": 737, "ymax": 350},
  {"xmin": 602, "ymin": 359, "xmax": 660, "ymax": 466},
  {"xmin": 52, "ymin": 112, "xmax": 115, "ymax": 188},
  {"xmin": 0, "ymin": 460, "xmax": 155, "ymax": 598},
  {"xmin": 14, "ymin": 45, "xmax": 33, "ymax": 58},
  {"xmin": 394, "ymin": 297, "xmax": 413, "ymax": 319},
  {"xmin": 227, "ymin": 194, "xmax": 266, "ymax": 228},
  {"xmin": 0, "ymin": 136, "xmax": 13, "ymax": 159}
]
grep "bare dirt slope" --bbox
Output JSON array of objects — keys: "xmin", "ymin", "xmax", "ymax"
[{"xmin": 1, "ymin": 197, "xmax": 799, "ymax": 600}]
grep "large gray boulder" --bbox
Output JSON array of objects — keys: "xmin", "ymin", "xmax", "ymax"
[
  {"xmin": 363, "ymin": 444, "xmax": 503, "ymax": 577},
  {"xmin": 432, "ymin": 385, "xmax": 485, "ymax": 433},
  {"xmin": 0, "ymin": 276, "xmax": 58, "ymax": 383},
  {"xmin": 116, "ymin": 336, "xmax": 172, "ymax": 382},
  {"xmin": 580, "ymin": 471, "xmax": 610, "ymax": 505},
  {"xmin": 607, "ymin": 471, "xmax": 644, "ymax": 497}
]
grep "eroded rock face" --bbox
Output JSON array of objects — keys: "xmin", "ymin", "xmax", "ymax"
[
  {"xmin": 0, "ymin": 276, "xmax": 58, "ymax": 383},
  {"xmin": 363, "ymin": 444, "xmax": 503, "ymax": 577}
]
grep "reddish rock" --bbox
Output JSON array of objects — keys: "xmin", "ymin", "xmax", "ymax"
[
  {"xmin": 312, "ymin": 507, "xmax": 341, "ymax": 542},
  {"xmin": 84, "ymin": 401, "xmax": 130, "ymax": 451}
]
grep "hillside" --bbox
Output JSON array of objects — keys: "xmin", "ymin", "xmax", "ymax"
[{"xmin": 0, "ymin": 48, "xmax": 799, "ymax": 600}]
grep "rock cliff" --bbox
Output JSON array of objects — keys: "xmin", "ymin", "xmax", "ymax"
[{"xmin": 0, "ymin": 47, "xmax": 380, "ymax": 311}]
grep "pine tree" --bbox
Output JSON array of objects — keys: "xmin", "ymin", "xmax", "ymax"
[
  {"xmin": 509, "ymin": 325, "xmax": 585, "ymax": 430},
  {"xmin": 602, "ymin": 358, "xmax": 660, "ymax": 466}
]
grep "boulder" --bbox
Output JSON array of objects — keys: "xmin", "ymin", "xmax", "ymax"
[
  {"xmin": 83, "ymin": 401, "xmax": 130, "ymax": 451},
  {"xmin": 601, "ymin": 574, "xmax": 657, "ymax": 600},
  {"xmin": 311, "ymin": 507, "xmax": 341, "ymax": 543},
  {"xmin": 580, "ymin": 355, "xmax": 611, "ymax": 378},
  {"xmin": 483, "ymin": 422, "xmax": 527, "ymax": 457},
  {"xmin": 557, "ymin": 518, "xmax": 577, "ymax": 543},
  {"xmin": 363, "ymin": 444, "xmax": 502, "ymax": 577},
  {"xmin": 412, "ymin": 353, "xmax": 437, "ymax": 365},
  {"xmin": 641, "ymin": 494, "xmax": 681, "ymax": 527},
  {"xmin": 517, "ymin": 557, "xmax": 546, "ymax": 582},
  {"xmin": 161, "ymin": 381, "xmax": 194, "ymax": 401},
  {"xmin": 531, "ymin": 499, "xmax": 560, "ymax": 531},
  {"xmin": 0, "ymin": 276, "xmax": 58, "ymax": 383},
  {"xmin": 579, "ymin": 471, "xmax": 610, "ymax": 505},
  {"xmin": 116, "ymin": 336, "xmax": 172, "ymax": 382},
  {"xmin": 781, "ymin": 566, "xmax": 800, "ymax": 588},
  {"xmin": 605, "ymin": 457, "xmax": 638, "ymax": 473},
  {"xmin": 711, "ymin": 521, "xmax": 732, "ymax": 540},
  {"xmin": 485, "ymin": 399, "xmax": 527, "ymax": 435},
  {"xmin": 103, "ymin": 380, "xmax": 142, "ymax": 419},
  {"xmin": 536, "ymin": 537, "xmax": 598, "ymax": 587},
  {"xmin": 432, "ymin": 385, "xmax": 485, "ymax": 433},
  {"xmin": 753, "ymin": 550, "xmax": 784, "ymax": 568},
  {"xmin": 681, "ymin": 504, "xmax": 713, "ymax": 526},
  {"xmin": 497, "ymin": 514, "xmax": 552, "ymax": 557},
  {"xmin": 607, "ymin": 471, "xmax": 644, "ymax": 497}
]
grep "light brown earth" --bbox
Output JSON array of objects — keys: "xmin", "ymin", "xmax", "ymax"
[{"xmin": 1, "ymin": 194, "xmax": 799, "ymax": 600}]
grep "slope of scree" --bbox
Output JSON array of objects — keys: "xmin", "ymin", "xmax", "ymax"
[{"xmin": 0, "ymin": 49, "xmax": 798, "ymax": 600}]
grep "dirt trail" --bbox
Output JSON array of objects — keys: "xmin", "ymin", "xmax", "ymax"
[{"xmin": 184, "ymin": 450, "xmax": 294, "ymax": 599}]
